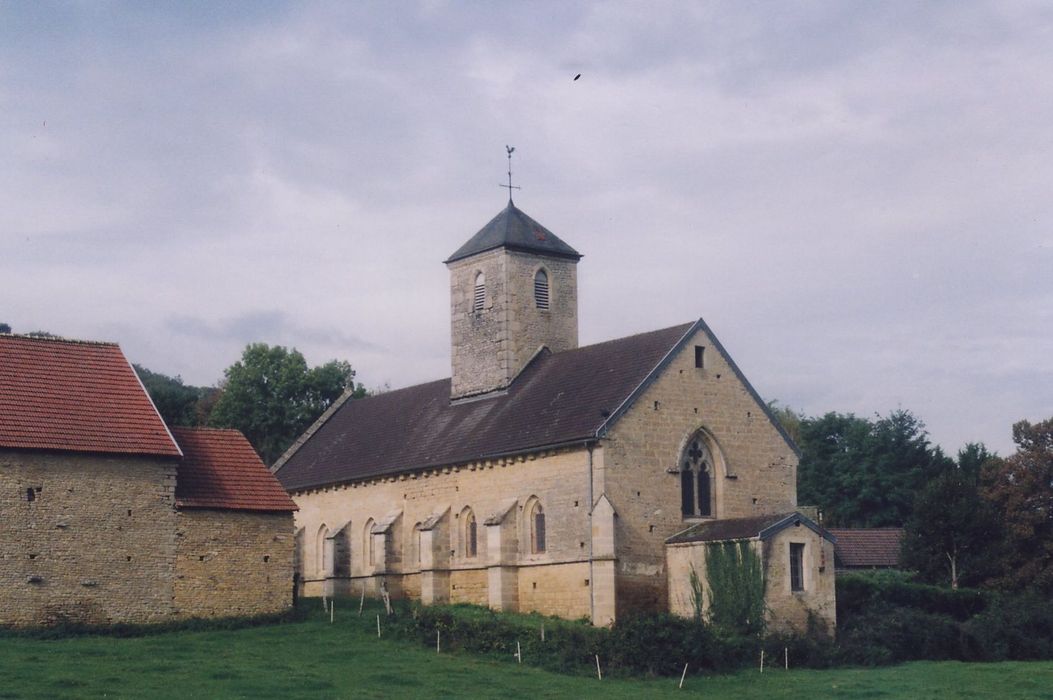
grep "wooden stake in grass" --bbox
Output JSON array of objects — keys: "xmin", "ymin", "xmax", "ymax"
[
  {"xmin": 359, "ymin": 586, "xmax": 365, "ymax": 616},
  {"xmin": 516, "ymin": 641, "xmax": 521, "ymax": 664},
  {"xmin": 595, "ymin": 655, "xmax": 602, "ymax": 680},
  {"xmin": 679, "ymin": 663, "xmax": 689, "ymax": 689},
  {"xmin": 784, "ymin": 647, "xmax": 788, "ymax": 670},
  {"xmin": 541, "ymin": 623, "xmax": 545, "ymax": 642},
  {"xmin": 436, "ymin": 629, "xmax": 441, "ymax": 653},
  {"xmin": 330, "ymin": 600, "xmax": 334, "ymax": 624},
  {"xmin": 760, "ymin": 649, "xmax": 765, "ymax": 673},
  {"xmin": 376, "ymin": 614, "xmax": 381, "ymax": 638}
]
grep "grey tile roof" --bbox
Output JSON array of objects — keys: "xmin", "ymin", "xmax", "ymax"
[
  {"xmin": 445, "ymin": 202, "xmax": 582, "ymax": 263},
  {"xmin": 275, "ymin": 323, "xmax": 693, "ymax": 491},
  {"xmin": 666, "ymin": 512, "xmax": 834, "ymax": 544}
]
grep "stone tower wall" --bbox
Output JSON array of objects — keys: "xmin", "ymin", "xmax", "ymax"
[{"xmin": 448, "ymin": 249, "xmax": 578, "ymax": 399}]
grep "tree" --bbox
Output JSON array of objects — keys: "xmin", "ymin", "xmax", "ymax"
[
  {"xmin": 902, "ymin": 443, "xmax": 1000, "ymax": 589},
  {"xmin": 208, "ymin": 343, "xmax": 365, "ymax": 465},
  {"xmin": 0, "ymin": 322, "xmax": 10, "ymax": 333},
  {"xmin": 767, "ymin": 400, "xmax": 804, "ymax": 446},
  {"xmin": 133, "ymin": 365, "xmax": 216, "ymax": 428},
  {"xmin": 797, "ymin": 409, "xmax": 952, "ymax": 527},
  {"xmin": 981, "ymin": 418, "xmax": 1053, "ymax": 593}
]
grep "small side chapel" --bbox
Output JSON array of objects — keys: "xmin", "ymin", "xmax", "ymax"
[{"xmin": 274, "ymin": 197, "xmax": 835, "ymax": 630}]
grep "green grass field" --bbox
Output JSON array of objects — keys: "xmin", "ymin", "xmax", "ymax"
[{"xmin": 1, "ymin": 605, "xmax": 1051, "ymax": 699}]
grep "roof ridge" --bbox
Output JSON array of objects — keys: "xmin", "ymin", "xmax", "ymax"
[{"xmin": 0, "ymin": 333, "xmax": 119, "ymax": 347}]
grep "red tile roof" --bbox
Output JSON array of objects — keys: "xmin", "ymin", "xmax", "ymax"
[
  {"xmin": 828, "ymin": 528, "xmax": 904, "ymax": 568},
  {"xmin": 173, "ymin": 427, "xmax": 297, "ymax": 512},
  {"xmin": 0, "ymin": 334, "xmax": 181, "ymax": 457}
]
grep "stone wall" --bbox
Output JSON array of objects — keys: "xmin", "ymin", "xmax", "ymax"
[
  {"xmin": 173, "ymin": 509, "xmax": 295, "ymax": 618},
  {"xmin": 603, "ymin": 325, "xmax": 798, "ymax": 615},
  {"xmin": 0, "ymin": 450, "xmax": 179, "ymax": 626},
  {"xmin": 291, "ymin": 447, "xmax": 595, "ymax": 620},
  {"xmin": 761, "ymin": 525, "xmax": 836, "ymax": 633},
  {"xmin": 447, "ymin": 249, "xmax": 578, "ymax": 399},
  {"xmin": 665, "ymin": 527, "xmax": 836, "ymax": 634}
]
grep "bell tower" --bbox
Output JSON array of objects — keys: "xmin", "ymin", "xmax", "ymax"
[{"xmin": 445, "ymin": 201, "xmax": 582, "ymax": 400}]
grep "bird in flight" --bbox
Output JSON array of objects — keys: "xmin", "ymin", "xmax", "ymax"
[{"xmin": 573, "ymin": 73, "xmax": 581, "ymax": 81}]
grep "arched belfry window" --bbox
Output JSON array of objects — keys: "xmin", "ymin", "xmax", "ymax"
[
  {"xmin": 680, "ymin": 433, "xmax": 715, "ymax": 518},
  {"xmin": 534, "ymin": 269, "xmax": 549, "ymax": 310},
  {"xmin": 473, "ymin": 272, "xmax": 486, "ymax": 311}
]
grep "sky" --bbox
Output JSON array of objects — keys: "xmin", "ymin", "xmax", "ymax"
[{"xmin": 2, "ymin": 1, "xmax": 1051, "ymax": 456}]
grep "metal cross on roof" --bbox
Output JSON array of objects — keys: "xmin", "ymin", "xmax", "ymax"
[{"xmin": 499, "ymin": 145, "xmax": 521, "ymax": 203}]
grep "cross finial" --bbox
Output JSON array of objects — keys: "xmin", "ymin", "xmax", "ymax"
[{"xmin": 499, "ymin": 145, "xmax": 521, "ymax": 203}]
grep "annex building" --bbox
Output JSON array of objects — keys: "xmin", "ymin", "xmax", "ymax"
[
  {"xmin": 274, "ymin": 200, "xmax": 836, "ymax": 630},
  {"xmin": 0, "ymin": 334, "xmax": 297, "ymax": 627}
]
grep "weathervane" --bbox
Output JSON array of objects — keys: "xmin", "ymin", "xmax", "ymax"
[{"xmin": 499, "ymin": 145, "xmax": 521, "ymax": 203}]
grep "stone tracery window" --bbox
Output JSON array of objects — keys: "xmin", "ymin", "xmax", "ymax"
[{"xmin": 680, "ymin": 433, "xmax": 715, "ymax": 518}]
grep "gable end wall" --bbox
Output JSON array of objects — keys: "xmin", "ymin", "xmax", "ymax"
[{"xmin": 602, "ymin": 327, "xmax": 798, "ymax": 615}]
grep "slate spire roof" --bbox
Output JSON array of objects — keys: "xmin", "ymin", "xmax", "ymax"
[
  {"xmin": 445, "ymin": 201, "xmax": 582, "ymax": 263},
  {"xmin": 0, "ymin": 334, "xmax": 181, "ymax": 457}
]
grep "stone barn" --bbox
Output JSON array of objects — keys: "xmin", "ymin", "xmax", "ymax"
[
  {"xmin": 0, "ymin": 333, "xmax": 296, "ymax": 626},
  {"xmin": 274, "ymin": 199, "xmax": 836, "ymax": 630}
]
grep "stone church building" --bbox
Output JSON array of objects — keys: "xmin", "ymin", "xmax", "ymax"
[{"xmin": 274, "ymin": 201, "xmax": 835, "ymax": 630}]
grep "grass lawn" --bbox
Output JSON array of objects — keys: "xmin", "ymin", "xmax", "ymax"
[{"xmin": 1, "ymin": 604, "xmax": 1051, "ymax": 699}]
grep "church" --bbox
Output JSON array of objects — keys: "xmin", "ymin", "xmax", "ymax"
[{"xmin": 274, "ymin": 199, "xmax": 835, "ymax": 630}]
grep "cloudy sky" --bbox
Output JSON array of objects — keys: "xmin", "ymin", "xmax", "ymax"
[{"xmin": 3, "ymin": 1, "xmax": 1051, "ymax": 455}]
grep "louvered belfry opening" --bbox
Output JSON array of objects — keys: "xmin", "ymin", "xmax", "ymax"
[
  {"xmin": 473, "ymin": 271, "xmax": 486, "ymax": 311},
  {"xmin": 534, "ymin": 269, "xmax": 549, "ymax": 310}
]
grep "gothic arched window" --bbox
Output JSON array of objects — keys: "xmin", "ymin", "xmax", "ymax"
[
  {"xmin": 364, "ymin": 518, "xmax": 376, "ymax": 567},
  {"xmin": 680, "ymin": 433, "xmax": 715, "ymax": 518},
  {"xmin": 464, "ymin": 508, "xmax": 478, "ymax": 558},
  {"xmin": 534, "ymin": 269, "xmax": 549, "ymax": 310},
  {"xmin": 317, "ymin": 524, "xmax": 330, "ymax": 576},
  {"xmin": 473, "ymin": 272, "xmax": 486, "ymax": 311},
  {"xmin": 529, "ymin": 501, "xmax": 546, "ymax": 554}
]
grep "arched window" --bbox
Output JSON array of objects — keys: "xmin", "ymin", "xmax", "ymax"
[
  {"xmin": 317, "ymin": 525, "xmax": 330, "ymax": 576},
  {"xmin": 464, "ymin": 508, "xmax": 478, "ymax": 558},
  {"xmin": 680, "ymin": 433, "xmax": 715, "ymax": 518},
  {"xmin": 412, "ymin": 522, "xmax": 423, "ymax": 568},
  {"xmin": 529, "ymin": 501, "xmax": 546, "ymax": 554},
  {"xmin": 364, "ymin": 518, "xmax": 376, "ymax": 567},
  {"xmin": 534, "ymin": 269, "xmax": 549, "ymax": 310},
  {"xmin": 473, "ymin": 272, "xmax": 486, "ymax": 311}
]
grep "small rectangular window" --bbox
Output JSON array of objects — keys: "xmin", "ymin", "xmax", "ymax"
[
  {"xmin": 694, "ymin": 345, "xmax": 705, "ymax": 368},
  {"xmin": 790, "ymin": 543, "xmax": 805, "ymax": 592},
  {"xmin": 26, "ymin": 488, "xmax": 36, "ymax": 502}
]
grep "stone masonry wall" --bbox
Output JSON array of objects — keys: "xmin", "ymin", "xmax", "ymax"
[
  {"xmin": 291, "ymin": 447, "xmax": 594, "ymax": 618},
  {"xmin": 666, "ymin": 527, "xmax": 836, "ymax": 634},
  {"xmin": 762, "ymin": 526, "xmax": 836, "ymax": 633},
  {"xmin": 449, "ymin": 249, "xmax": 509, "ymax": 398},
  {"xmin": 603, "ymin": 326, "xmax": 798, "ymax": 616},
  {"xmin": 173, "ymin": 509, "xmax": 295, "ymax": 619},
  {"xmin": 0, "ymin": 450, "xmax": 179, "ymax": 626},
  {"xmin": 448, "ymin": 249, "xmax": 578, "ymax": 399}
]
